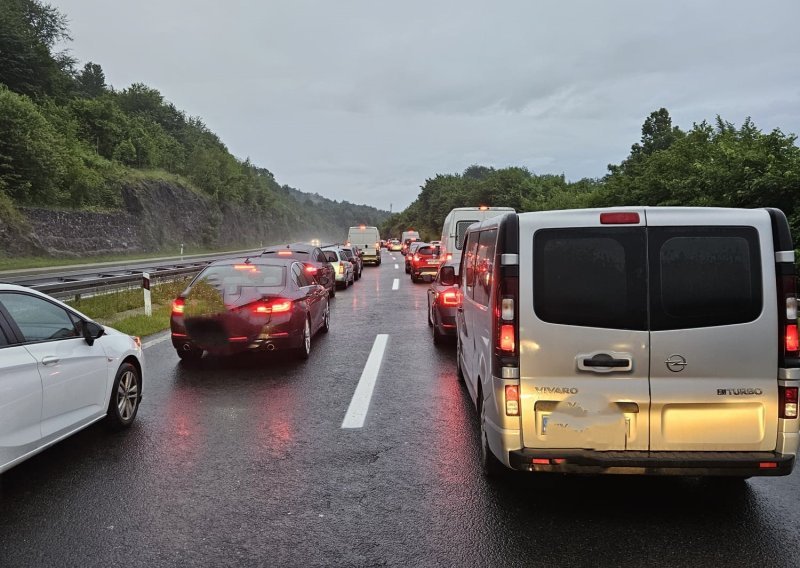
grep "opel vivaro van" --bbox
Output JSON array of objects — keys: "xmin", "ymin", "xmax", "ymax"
[{"xmin": 456, "ymin": 207, "xmax": 799, "ymax": 478}]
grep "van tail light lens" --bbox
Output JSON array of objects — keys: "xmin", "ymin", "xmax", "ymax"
[
  {"xmin": 505, "ymin": 384, "xmax": 520, "ymax": 416},
  {"xmin": 499, "ymin": 324, "xmax": 515, "ymax": 352},
  {"xmin": 338, "ymin": 262, "xmax": 344, "ymax": 274},
  {"xmin": 501, "ymin": 298, "xmax": 514, "ymax": 321},
  {"xmin": 253, "ymin": 299, "xmax": 293, "ymax": 314},
  {"xmin": 786, "ymin": 324, "xmax": 799, "ymax": 353},
  {"xmin": 779, "ymin": 274, "xmax": 799, "ymax": 361},
  {"xmin": 446, "ymin": 253, "xmax": 453, "ymax": 260},
  {"xmin": 779, "ymin": 386, "xmax": 798, "ymax": 419},
  {"xmin": 439, "ymin": 288, "xmax": 461, "ymax": 306},
  {"xmin": 172, "ymin": 298, "xmax": 185, "ymax": 315},
  {"xmin": 600, "ymin": 212, "xmax": 640, "ymax": 224}
]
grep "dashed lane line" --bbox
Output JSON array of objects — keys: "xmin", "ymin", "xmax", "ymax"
[
  {"xmin": 341, "ymin": 334, "xmax": 389, "ymax": 429},
  {"xmin": 394, "ymin": 264, "xmax": 399, "ymax": 269},
  {"xmin": 392, "ymin": 278, "xmax": 399, "ymax": 290}
]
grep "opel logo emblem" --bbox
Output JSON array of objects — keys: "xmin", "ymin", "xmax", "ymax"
[{"xmin": 665, "ymin": 354, "xmax": 687, "ymax": 372}]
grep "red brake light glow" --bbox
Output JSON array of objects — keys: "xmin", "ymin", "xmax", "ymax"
[
  {"xmin": 786, "ymin": 324, "xmax": 799, "ymax": 353},
  {"xmin": 479, "ymin": 205, "xmax": 488, "ymax": 211},
  {"xmin": 278, "ymin": 250, "xmax": 292, "ymax": 256},
  {"xmin": 499, "ymin": 324, "xmax": 515, "ymax": 352},
  {"xmin": 171, "ymin": 298, "xmax": 185, "ymax": 315},
  {"xmin": 440, "ymin": 289, "xmax": 460, "ymax": 306},
  {"xmin": 253, "ymin": 299, "xmax": 293, "ymax": 314},
  {"xmin": 600, "ymin": 212, "xmax": 640, "ymax": 225},
  {"xmin": 305, "ymin": 265, "xmax": 317, "ymax": 274}
]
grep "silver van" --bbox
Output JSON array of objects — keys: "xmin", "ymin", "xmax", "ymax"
[{"xmin": 456, "ymin": 207, "xmax": 799, "ymax": 478}]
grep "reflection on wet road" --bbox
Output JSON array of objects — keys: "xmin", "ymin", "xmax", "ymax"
[{"xmin": 1, "ymin": 250, "xmax": 798, "ymax": 567}]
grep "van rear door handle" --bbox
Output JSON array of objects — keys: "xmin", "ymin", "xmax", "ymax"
[
  {"xmin": 583, "ymin": 358, "xmax": 629, "ymax": 367},
  {"xmin": 577, "ymin": 352, "xmax": 633, "ymax": 372},
  {"xmin": 41, "ymin": 356, "xmax": 60, "ymax": 366}
]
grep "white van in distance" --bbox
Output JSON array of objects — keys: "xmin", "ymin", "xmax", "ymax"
[
  {"xmin": 440, "ymin": 206, "xmax": 515, "ymax": 266},
  {"xmin": 457, "ymin": 207, "xmax": 799, "ymax": 478},
  {"xmin": 347, "ymin": 225, "xmax": 381, "ymax": 266}
]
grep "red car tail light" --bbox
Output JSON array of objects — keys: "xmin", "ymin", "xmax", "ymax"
[
  {"xmin": 439, "ymin": 288, "xmax": 461, "ymax": 306},
  {"xmin": 172, "ymin": 298, "xmax": 185, "ymax": 315},
  {"xmin": 600, "ymin": 212, "xmax": 640, "ymax": 224},
  {"xmin": 253, "ymin": 299, "xmax": 293, "ymax": 314}
]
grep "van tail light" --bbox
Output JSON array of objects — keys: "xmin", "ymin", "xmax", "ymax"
[
  {"xmin": 786, "ymin": 324, "xmax": 799, "ymax": 353},
  {"xmin": 439, "ymin": 288, "xmax": 461, "ymax": 306},
  {"xmin": 414, "ymin": 254, "xmax": 420, "ymax": 263},
  {"xmin": 778, "ymin": 273, "xmax": 799, "ymax": 362},
  {"xmin": 253, "ymin": 299, "xmax": 293, "ymax": 314},
  {"xmin": 499, "ymin": 324, "xmax": 515, "ymax": 352},
  {"xmin": 338, "ymin": 262, "xmax": 344, "ymax": 274},
  {"xmin": 446, "ymin": 253, "xmax": 453, "ymax": 260},
  {"xmin": 172, "ymin": 298, "xmax": 185, "ymax": 315},
  {"xmin": 505, "ymin": 385, "xmax": 520, "ymax": 416},
  {"xmin": 779, "ymin": 386, "xmax": 798, "ymax": 419}
]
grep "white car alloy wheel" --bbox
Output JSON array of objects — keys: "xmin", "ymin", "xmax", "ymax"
[{"xmin": 107, "ymin": 362, "xmax": 141, "ymax": 430}]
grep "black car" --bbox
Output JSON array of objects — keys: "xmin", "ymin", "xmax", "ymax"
[
  {"xmin": 170, "ymin": 257, "xmax": 330, "ymax": 360},
  {"xmin": 261, "ymin": 243, "xmax": 336, "ymax": 297}
]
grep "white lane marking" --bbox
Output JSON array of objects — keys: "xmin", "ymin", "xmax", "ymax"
[
  {"xmin": 392, "ymin": 278, "xmax": 399, "ymax": 290},
  {"xmin": 394, "ymin": 263, "xmax": 399, "ymax": 269},
  {"xmin": 391, "ymin": 256, "xmax": 396, "ymax": 261},
  {"xmin": 342, "ymin": 334, "xmax": 389, "ymax": 429},
  {"xmin": 142, "ymin": 332, "xmax": 171, "ymax": 349}
]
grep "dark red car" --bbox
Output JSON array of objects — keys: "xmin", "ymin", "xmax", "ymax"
[{"xmin": 170, "ymin": 258, "xmax": 330, "ymax": 361}]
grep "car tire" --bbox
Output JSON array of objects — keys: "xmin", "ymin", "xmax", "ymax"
[
  {"xmin": 296, "ymin": 317, "xmax": 311, "ymax": 360},
  {"xmin": 106, "ymin": 362, "xmax": 141, "ymax": 430},
  {"xmin": 480, "ymin": 394, "xmax": 507, "ymax": 479},
  {"xmin": 427, "ymin": 299, "xmax": 433, "ymax": 327},
  {"xmin": 322, "ymin": 301, "xmax": 330, "ymax": 333},
  {"xmin": 433, "ymin": 325, "xmax": 443, "ymax": 345},
  {"xmin": 176, "ymin": 347, "xmax": 202, "ymax": 361},
  {"xmin": 329, "ymin": 284, "xmax": 336, "ymax": 298}
]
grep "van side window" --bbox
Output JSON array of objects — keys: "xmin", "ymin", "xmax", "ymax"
[
  {"xmin": 473, "ymin": 229, "xmax": 498, "ymax": 306},
  {"xmin": 649, "ymin": 227, "xmax": 762, "ymax": 330},
  {"xmin": 464, "ymin": 232, "xmax": 480, "ymax": 299},
  {"xmin": 455, "ymin": 220, "xmax": 479, "ymax": 250},
  {"xmin": 533, "ymin": 228, "xmax": 647, "ymax": 330}
]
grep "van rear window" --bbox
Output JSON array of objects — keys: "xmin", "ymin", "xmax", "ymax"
[
  {"xmin": 649, "ymin": 227, "xmax": 762, "ymax": 330},
  {"xmin": 533, "ymin": 228, "xmax": 647, "ymax": 330},
  {"xmin": 455, "ymin": 220, "xmax": 478, "ymax": 250}
]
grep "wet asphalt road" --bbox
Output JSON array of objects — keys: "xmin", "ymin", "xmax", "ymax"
[{"xmin": 1, "ymin": 250, "xmax": 799, "ymax": 568}]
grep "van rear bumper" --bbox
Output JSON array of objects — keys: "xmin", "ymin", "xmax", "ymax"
[{"xmin": 508, "ymin": 449, "xmax": 796, "ymax": 476}]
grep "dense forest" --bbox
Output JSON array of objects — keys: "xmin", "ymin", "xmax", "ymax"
[
  {"xmin": 382, "ymin": 108, "xmax": 800, "ymax": 241},
  {"xmin": 0, "ymin": 0, "xmax": 387, "ymax": 252}
]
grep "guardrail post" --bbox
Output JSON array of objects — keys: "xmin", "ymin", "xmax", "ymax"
[{"xmin": 142, "ymin": 272, "xmax": 152, "ymax": 316}]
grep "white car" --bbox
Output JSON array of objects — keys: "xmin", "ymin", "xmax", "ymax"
[
  {"xmin": 0, "ymin": 284, "xmax": 144, "ymax": 474},
  {"xmin": 321, "ymin": 247, "xmax": 355, "ymax": 289}
]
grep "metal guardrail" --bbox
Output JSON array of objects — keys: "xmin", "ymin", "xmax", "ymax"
[{"xmin": 3, "ymin": 249, "xmax": 264, "ymax": 300}]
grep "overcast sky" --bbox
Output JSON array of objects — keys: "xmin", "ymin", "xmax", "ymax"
[{"xmin": 52, "ymin": 0, "xmax": 800, "ymax": 211}]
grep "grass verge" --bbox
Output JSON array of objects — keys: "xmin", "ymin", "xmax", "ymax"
[
  {"xmin": 66, "ymin": 279, "xmax": 190, "ymax": 338},
  {"xmin": 108, "ymin": 304, "xmax": 173, "ymax": 337}
]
